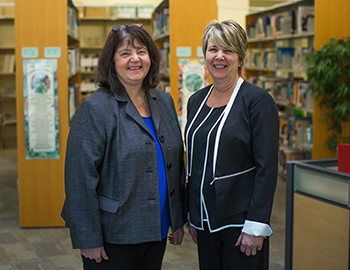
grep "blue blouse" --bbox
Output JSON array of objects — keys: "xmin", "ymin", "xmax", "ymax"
[{"xmin": 142, "ymin": 116, "xmax": 171, "ymax": 239}]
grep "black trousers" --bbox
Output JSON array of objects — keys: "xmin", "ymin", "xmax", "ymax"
[
  {"xmin": 82, "ymin": 239, "xmax": 167, "ymax": 270},
  {"xmin": 196, "ymin": 224, "xmax": 269, "ymax": 270}
]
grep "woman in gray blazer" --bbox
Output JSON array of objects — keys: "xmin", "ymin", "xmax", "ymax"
[
  {"xmin": 185, "ymin": 20, "xmax": 279, "ymax": 270},
  {"xmin": 61, "ymin": 24, "xmax": 186, "ymax": 270}
]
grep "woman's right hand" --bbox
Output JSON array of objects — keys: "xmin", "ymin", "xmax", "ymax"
[
  {"xmin": 188, "ymin": 224, "xmax": 198, "ymax": 244},
  {"xmin": 81, "ymin": 246, "xmax": 109, "ymax": 263}
]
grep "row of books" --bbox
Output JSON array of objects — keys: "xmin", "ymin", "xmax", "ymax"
[
  {"xmin": 81, "ymin": 54, "xmax": 98, "ymax": 72},
  {"xmin": 152, "ymin": 7, "xmax": 169, "ymax": 38},
  {"xmin": 245, "ymin": 47, "xmax": 312, "ymax": 71},
  {"xmin": 159, "ymin": 41, "xmax": 170, "ymax": 75},
  {"xmin": 0, "ymin": 112, "xmax": 16, "ymax": 127},
  {"xmin": 280, "ymin": 114, "xmax": 312, "ymax": 149},
  {"xmin": 68, "ymin": 84, "xmax": 79, "ymax": 124},
  {"xmin": 278, "ymin": 147, "xmax": 305, "ymax": 175},
  {"xmin": 247, "ymin": 5, "xmax": 314, "ymax": 39},
  {"xmin": 0, "ymin": 87, "xmax": 15, "ymax": 99},
  {"xmin": 81, "ymin": 36, "xmax": 105, "ymax": 48},
  {"xmin": 0, "ymin": 54, "xmax": 15, "ymax": 73},
  {"xmin": 78, "ymin": 4, "xmax": 155, "ymax": 20},
  {"xmin": 67, "ymin": 5, "xmax": 79, "ymax": 39},
  {"xmin": 247, "ymin": 75, "xmax": 313, "ymax": 111},
  {"xmin": 68, "ymin": 47, "xmax": 80, "ymax": 78},
  {"xmin": 81, "ymin": 79, "xmax": 97, "ymax": 93}
]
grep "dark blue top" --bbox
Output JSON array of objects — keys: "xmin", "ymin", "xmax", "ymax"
[{"xmin": 142, "ymin": 116, "xmax": 171, "ymax": 239}]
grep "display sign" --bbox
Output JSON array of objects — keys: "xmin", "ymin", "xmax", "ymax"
[
  {"xmin": 22, "ymin": 47, "xmax": 39, "ymax": 58},
  {"xmin": 23, "ymin": 59, "xmax": 60, "ymax": 159},
  {"xmin": 44, "ymin": 47, "xmax": 61, "ymax": 58}
]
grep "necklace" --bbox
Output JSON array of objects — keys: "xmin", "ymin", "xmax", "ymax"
[{"xmin": 136, "ymin": 93, "xmax": 146, "ymax": 108}]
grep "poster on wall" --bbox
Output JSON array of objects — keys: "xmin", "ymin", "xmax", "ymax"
[
  {"xmin": 23, "ymin": 59, "xmax": 60, "ymax": 159},
  {"xmin": 178, "ymin": 59, "xmax": 209, "ymax": 134}
]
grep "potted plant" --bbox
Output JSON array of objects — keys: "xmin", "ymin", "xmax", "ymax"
[{"xmin": 306, "ymin": 37, "xmax": 350, "ymax": 151}]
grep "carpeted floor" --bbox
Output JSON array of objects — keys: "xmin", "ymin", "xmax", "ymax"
[{"xmin": 0, "ymin": 151, "xmax": 285, "ymax": 270}]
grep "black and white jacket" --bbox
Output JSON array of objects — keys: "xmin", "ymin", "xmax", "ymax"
[{"xmin": 185, "ymin": 78, "xmax": 279, "ymax": 235}]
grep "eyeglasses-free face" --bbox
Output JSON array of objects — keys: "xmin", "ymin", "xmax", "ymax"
[
  {"xmin": 112, "ymin": 24, "xmax": 143, "ymax": 32},
  {"xmin": 113, "ymin": 39, "xmax": 150, "ymax": 90}
]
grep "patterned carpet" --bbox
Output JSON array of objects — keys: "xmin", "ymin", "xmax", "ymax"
[{"xmin": 0, "ymin": 153, "xmax": 285, "ymax": 270}]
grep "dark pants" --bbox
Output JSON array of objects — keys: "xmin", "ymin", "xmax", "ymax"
[
  {"xmin": 197, "ymin": 224, "xmax": 269, "ymax": 270},
  {"xmin": 82, "ymin": 239, "xmax": 167, "ymax": 270}
]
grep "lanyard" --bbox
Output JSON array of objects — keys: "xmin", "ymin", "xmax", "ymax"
[{"xmin": 212, "ymin": 76, "xmax": 244, "ymax": 177}]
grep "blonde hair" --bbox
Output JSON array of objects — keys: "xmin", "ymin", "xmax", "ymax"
[{"xmin": 202, "ymin": 20, "xmax": 248, "ymax": 75}]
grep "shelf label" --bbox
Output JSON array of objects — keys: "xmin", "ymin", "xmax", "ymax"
[
  {"xmin": 45, "ymin": 47, "xmax": 61, "ymax": 58},
  {"xmin": 176, "ymin": 47, "xmax": 191, "ymax": 57},
  {"xmin": 197, "ymin": 47, "xmax": 204, "ymax": 57},
  {"xmin": 22, "ymin": 47, "xmax": 39, "ymax": 59}
]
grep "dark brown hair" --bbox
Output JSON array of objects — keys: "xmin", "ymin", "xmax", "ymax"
[{"xmin": 96, "ymin": 25, "xmax": 160, "ymax": 92}]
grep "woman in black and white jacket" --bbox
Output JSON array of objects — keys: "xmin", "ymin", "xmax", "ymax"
[{"xmin": 185, "ymin": 19, "xmax": 279, "ymax": 270}]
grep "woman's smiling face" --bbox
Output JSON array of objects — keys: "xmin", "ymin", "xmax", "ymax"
[
  {"xmin": 205, "ymin": 38, "xmax": 241, "ymax": 83},
  {"xmin": 114, "ymin": 39, "xmax": 151, "ymax": 89}
]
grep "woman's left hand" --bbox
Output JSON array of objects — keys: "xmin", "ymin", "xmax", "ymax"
[
  {"xmin": 168, "ymin": 227, "xmax": 185, "ymax": 245},
  {"xmin": 235, "ymin": 232, "xmax": 264, "ymax": 256}
]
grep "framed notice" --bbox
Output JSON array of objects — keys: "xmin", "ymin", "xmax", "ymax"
[
  {"xmin": 178, "ymin": 59, "xmax": 209, "ymax": 134},
  {"xmin": 23, "ymin": 59, "xmax": 60, "ymax": 159}
]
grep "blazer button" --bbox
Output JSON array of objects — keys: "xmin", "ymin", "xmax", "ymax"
[
  {"xmin": 167, "ymin": 162, "xmax": 172, "ymax": 170},
  {"xmin": 159, "ymin": 135, "xmax": 165, "ymax": 143},
  {"xmin": 170, "ymin": 189, "xmax": 175, "ymax": 196}
]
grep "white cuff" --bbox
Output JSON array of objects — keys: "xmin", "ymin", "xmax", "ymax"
[{"xmin": 241, "ymin": 220, "xmax": 273, "ymax": 237}]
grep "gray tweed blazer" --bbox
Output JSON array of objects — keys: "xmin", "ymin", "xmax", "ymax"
[{"xmin": 61, "ymin": 87, "xmax": 186, "ymax": 249}]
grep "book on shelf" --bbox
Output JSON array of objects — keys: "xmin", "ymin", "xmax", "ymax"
[
  {"xmin": 68, "ymin": 47, "xmax": 80, "ymax": 77},
  {"xmin": 264, "ymin": 48, "xmax": 277, "ymax": 69},
  {"xmin": 272, "ymin": 11, "xmax": 290, "ymax": 37},
  {"xmin": 67, "ymin": 5, "xmax": 79, "ymax": 39},
  {"xmin": 278, "ymin": 113, "xmax": 312, "ymax": 150},
  {"xmin": 68, "ymin": 84, "xmax": 79, "ymax": 124},
  {"xmin": 245, "ymin": 49, "xmax": 264, "ymax": 68},
  {"xmin": 152, "ymin": 7, "xmax": 169, "ymax": 38},
  {"xmin": 293, "ymin": 47, "xmax": 312, "ymax": 71},
  {"xmin": 159, "ymin": 41, "xmax": 170, "ymax": 75},
  {"xmin": 0, "ymin": 112, "xmax": 16, "ymax": 127},
  {"xmin": 275, "ymin": 79, "xmax": 291, "ymax": 104},
  {"xmin": 81, "ymin": 54, "xmax": 98, "ymax": 72},
  {"xmin": 277, "ymin": 47, "xmax": 295, "ymax": 69},
  {"xmin": 293, "ymin": 80, "xmax": 313, "ymax": 110},
  {"xmin": 137, "ymin": 4, "xmax": 155, "ymax": 19},
  {"xmin": 297, "ymin": 6, "xmax": 314, "ymax": 33},
  {"xmin": 81, "ymin": 79, "xmax": 97, "ymax": 93},
  {"xmin": 257, "ymin": 75, "xmax": 278, "ymax": 97},
  {"xmin": 0, "ymin": 54, "xmax": 15, "ymax": 73},
  {"xmin": 114, "ymin": 4, "xmax": 137, "ymax": 19}
]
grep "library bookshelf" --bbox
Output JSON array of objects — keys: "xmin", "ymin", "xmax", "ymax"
[
  {"xmin": 245, "ymin": 0, "xmax": 350, "ymax": 166},
  {"xmin": 244, "ymin": 0, "xmax": 316, "ymax": 178},
  {"xmin": 151, "ymin": 0, "xmax": 217, "ymax": 118},
  {"xmin": 0, "ymin": 11, "xmax": 16, "ymax": 150},
  {"xmin": 15, "ymin": 0, "xmax": 80, "ymax": 227}
]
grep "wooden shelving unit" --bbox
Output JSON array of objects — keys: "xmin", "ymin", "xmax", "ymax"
[
  {"xmin": 245, "ymin": 0, "xmax": 315, "ymax": 178},
  {"xmin": 151, "ymin": 0, "xmax": 217, "ymax": 114},
  {"xmin": 15, "ymin": 0, "xmax": 80, "ymax": 227},
  {"xmin": 0, "ymin": 14, "xmax": 16, "ymax": 150}
]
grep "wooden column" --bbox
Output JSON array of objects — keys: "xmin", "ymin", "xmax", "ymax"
[
  {"xmin": 15, "ymin": 0, "xmax": 70, "ymax": 227},
  {"xmin": 169, "ymin": 0, "xmax": 217, "ymax": 110}
]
